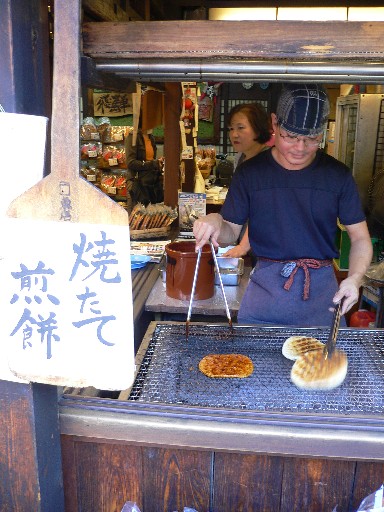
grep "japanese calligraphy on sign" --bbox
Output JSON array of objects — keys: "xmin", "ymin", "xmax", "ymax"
[
  {"xmin": 0, "ymin": 218, "xmax": 135, "ymax": 390},
  {"xmin": 93, "ymin": 92, "xmax": 133, "ymax": 117}
]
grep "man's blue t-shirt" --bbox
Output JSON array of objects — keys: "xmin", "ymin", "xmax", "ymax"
[{"xmin": 220, "ymin": 148, "xmax": 365, "ymax": 260}]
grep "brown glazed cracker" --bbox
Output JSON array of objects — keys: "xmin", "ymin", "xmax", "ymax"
[{"xmin": 199, "ymin": 354, "xmax": 254, "ymax": 378}]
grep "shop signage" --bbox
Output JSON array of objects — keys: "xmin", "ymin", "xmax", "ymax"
[
  {"xmin": 0, "ymin": 218, "xmax": 135, "ymax": 390},
  {"xmin": 93, "ymin": 92, "xmax": 133, "ymax": 117}
]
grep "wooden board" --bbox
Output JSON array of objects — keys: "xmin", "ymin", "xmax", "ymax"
[
  {"xmin": 2, "ymin": 0, "xmax": 134, "ymax": 390},
  {"xmin": 7, "ymin": 1, "xmax": 128, "ymax": 226},
  {"xmin": 83, "ymin": 20, "xmax": 384, "ymax": 61}
]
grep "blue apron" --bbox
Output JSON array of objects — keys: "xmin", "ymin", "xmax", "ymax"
[{"xmin": 237, "ymin": 259, "xmax": 346, "ymax": 327}]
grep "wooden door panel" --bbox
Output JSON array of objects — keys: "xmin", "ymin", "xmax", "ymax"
[
  {"xmin": 61, "ymin": 435, "xmax": 79, "ymax": 512},
  {"xmin": 351, "ymin": 461, "xmax": 384, "ymax": 511},
  {"xmin": 142, "ymin": 446, "xmax": 212, "ymax": 512},
  {"xmin": 281, "ymin": 457, "xmax": 355, "ymax": 512},
  {"xmin": 213, "ymin": 452, "xmax": 284, "ymax": 512},
  {"xmin": 73, "ymin": 441, "xmax": 143, "ymax": 512}
]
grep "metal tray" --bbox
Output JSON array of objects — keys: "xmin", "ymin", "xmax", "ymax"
[
  {"xmin": 128, "ymin": 323, "xmax": 384, "ymax": 416},
  {"xmin": 214, "ymin": 257, "xmax": 244, "ymax": 286}
]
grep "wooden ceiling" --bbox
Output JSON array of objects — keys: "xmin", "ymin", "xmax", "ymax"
[{"xmin": 80, "ymin": 0, "xmax": 384, "ymax": 90}]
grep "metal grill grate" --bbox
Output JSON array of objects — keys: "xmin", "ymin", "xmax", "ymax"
[{"xmin": 128, "ymin": 323, "xmax": 384, "ymax": 416}]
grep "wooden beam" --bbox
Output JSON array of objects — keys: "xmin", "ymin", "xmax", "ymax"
[
  {"xmin": 81, "ymin": 56, "xmax": 137, "ymax": 91},
  {"xmin": 83, "ymin": 20, "xmax": 384, "ymax": 61},
  {"xmin": 82, "ymin": 0, "xmax": 141, "ymax": 21}
]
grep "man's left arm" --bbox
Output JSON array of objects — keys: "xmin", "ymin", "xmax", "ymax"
[{"xmin": 333, "ymin": 220, "xmax": 373, "ymax": 315}]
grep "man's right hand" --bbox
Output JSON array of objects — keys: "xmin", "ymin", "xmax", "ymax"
[{"xmin": 193, "ymin": 213, "xmax": 223, "ymax": 251}]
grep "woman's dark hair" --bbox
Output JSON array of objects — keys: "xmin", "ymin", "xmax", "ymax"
[{"xmin": 228, "ymin": 102, "xmax": 272, "ymax": 144}]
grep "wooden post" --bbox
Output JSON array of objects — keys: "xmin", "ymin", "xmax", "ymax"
[
  {"xmin": 164, "ymin": 82, "xmax": 181, "ymax": 208},
  {"xmin": 0, "ymin": 0, "xmax": 64, "ymax": 510},
  {"xmin": 0, "ymin": 381, "xmax": 65, "ymax": 510}
]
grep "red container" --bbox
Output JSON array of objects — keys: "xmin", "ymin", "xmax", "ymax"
[
  {"xmin": 349, "ymin": 309, "xmax": 376, "ymax": 328},
  {"xmin": 165, "ymin": 241, "xmax": 214, "ymax": 300}
]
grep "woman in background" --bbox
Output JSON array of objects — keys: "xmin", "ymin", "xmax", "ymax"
[
  {"xmin": 223, "ymin": 102, "xmax": 272, "ymax": 259},
  {"xmin": 125, "ymin": 125, "xmax": 164, "ymax": 207}
]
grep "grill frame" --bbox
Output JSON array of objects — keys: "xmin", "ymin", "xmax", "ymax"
[
  {"xmin": 60, "ymin": 321, "xmax": 384, "ymax": 460},
  {"xmin": 127, "ymin": 322, "xmax": 384, "ymax": 417}
]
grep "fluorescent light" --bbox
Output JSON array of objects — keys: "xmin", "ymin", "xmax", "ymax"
[
  {"xmin": 209, "ymin": 8, "xmax": 277, "ymax": 21},
  {"xmin": 348, "ymin": 7, "xmax": 384, "ymax": 21},
  {"xmin": 277, "ymin": 7, "xmax": 347, "ymax": 21},
  {"xmin": 208, "ymin": 6, "xmax": 384, "ymax": 22}
]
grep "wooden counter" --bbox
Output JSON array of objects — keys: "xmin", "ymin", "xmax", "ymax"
[
  {"xmin": 145, "ymin": 266, "xmax": 251, "ymax": 321},
  {"xmin": 60, "ymin": 320, "xmax": 384, "ymax": 512}
]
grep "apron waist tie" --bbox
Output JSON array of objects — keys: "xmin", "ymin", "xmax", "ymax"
[{"xmin": 258, "ymin": 257, "xmax": 333, "ymax": 300}]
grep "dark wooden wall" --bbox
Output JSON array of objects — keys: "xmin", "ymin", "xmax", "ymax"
[
  {"xmin": 0, "ymin": 2, "xmax": 64, "ymax": 511},
  {"xmin": 0, "ymin": 381, "xmax": 64, "ymax": 511},
  {"xmin": 61, "ymin": 435, "xmax": 384, "ymax": 512}
]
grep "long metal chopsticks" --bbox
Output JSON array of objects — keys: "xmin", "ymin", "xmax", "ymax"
[
  {"xmin": 209, "ymin": 241, "xmax": 233, "ymax": 331},
  {"xmin": 186, "ymin": 247, "xmax": 202, "ymax": 341},
  {"xmin": 185, "ymin": 242, "xmax": 234, "ymax": 341},
  {"xmin": 323, "ymin": 299, "xmax": 343, "ymax": 359}
]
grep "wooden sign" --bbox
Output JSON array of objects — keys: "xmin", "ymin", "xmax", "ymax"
[
  {"xmin": 0, "ymin": 218, "xmax": 135, "ymax": 390},
  {"xmin": 93, "ymin": 91, "xmax": 133, "ymax": 117}
]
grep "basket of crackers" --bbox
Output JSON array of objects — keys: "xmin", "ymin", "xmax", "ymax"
[{"xmin": 129, "ymin": 203, "xmax": 178, "ymax": 239}]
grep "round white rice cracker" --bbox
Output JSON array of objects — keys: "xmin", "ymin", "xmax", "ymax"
[
  {"xmin": 290, "ymin": 349, "xmax": 348, "ymax": 391},
  {"xmin": 282, "ymin": 336, "xmax": 325, "ymax": 361}
]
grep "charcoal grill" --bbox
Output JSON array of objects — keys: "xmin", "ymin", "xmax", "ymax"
[
  {"xmin": 128, "ymin": 323, "xmax": 384, "ymax": 416},
  {"xmin": 60, "ymin": 321, "xmax": 384, "ymax": 460}
]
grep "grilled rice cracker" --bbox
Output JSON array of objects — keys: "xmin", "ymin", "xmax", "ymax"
[
  {"xmin": 290, "ymin": 349, "xmax": 348, "ymax": 391},
  {"xmin": 199, "ymin": 354, "xmax": 254, "ymax": 378},
  {"xmin": 282, "ymin": 336, "xmax": 325, "ymax": 361}
]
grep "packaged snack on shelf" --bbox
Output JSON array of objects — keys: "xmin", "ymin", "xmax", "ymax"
[
  {"xmin": 80, "ymin": 141, "xmax": 103, "ymax": 159},
  {"xmin": 115, "ymin": 173, "xmax": 127, "ymax": 197},
  {"xmin": 100, "ymin": 173, "xmax": 116, "ymax": 195},
  {"xmin": 129, "ymin": 203, "xmax": 178, "ymax": 238},
  {"xmin": 97, "ymin": 117, "xmax": 112, "ymax": 142},
  {"xmin": 99, "ymin": 144, "xmax": 126, "ymax": 168},
  {"xmin": 111, "ymin": 126, "xmax": 126, "ymax": 142},
  {"xmin": 80, "ymin": 117, "xmax": 99, "ymax": 140},
  {"xmin": 195, "ymin": 145, "xmax": 216, "ymax": 179},
  {"xmin": 81, "ymin": 165, "xmax": 98, "ymax": 184},
  {"xmin": 98, "ymin": 121, "xmax": 129, "ymax": 143}
]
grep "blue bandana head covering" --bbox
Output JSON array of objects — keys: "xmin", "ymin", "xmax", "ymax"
[{"xmin": 276, "ymin": 84, "xmax": 330, "ymax": 136}]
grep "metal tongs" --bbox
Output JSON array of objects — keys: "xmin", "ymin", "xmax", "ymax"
[
  {"xmin": 323, "ymin": 300, "xmax": 343, "ymax": 359},
  {"xmin": 186, "ymin": 247, "xmax": 202, "ymax": 341},
  {"xmin": 209, "ymin": 241, "xmax": 233, "ymax": 333},
  {"xmin": 185, "ymin": 241, "xmax": 233, "ymax": 341}
]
